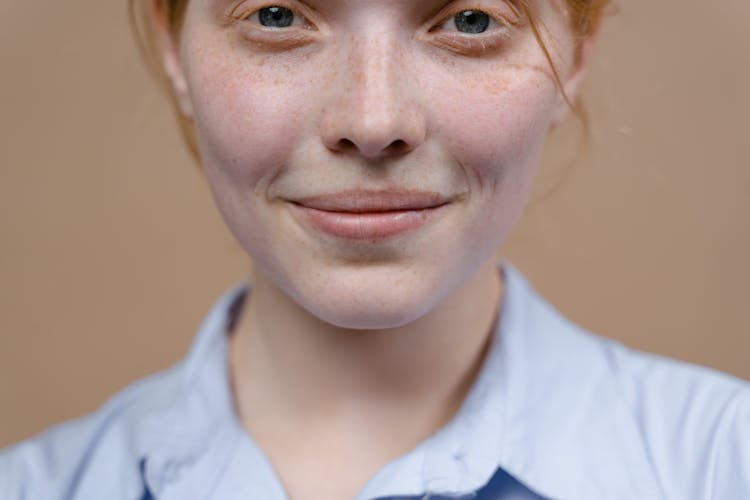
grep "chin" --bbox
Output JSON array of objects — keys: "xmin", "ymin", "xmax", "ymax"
[
  {"xmin": 288, "ymin": 270, "xmax": 448, "ymax": 331},
  {"xmin": 305, "ymin": 297, "xmax": 435, "ymax": 331}
]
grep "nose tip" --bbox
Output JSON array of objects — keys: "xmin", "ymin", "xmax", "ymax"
[{"xmin": 319, "ymin": 37, "xmax": 426, "ymax": 160}]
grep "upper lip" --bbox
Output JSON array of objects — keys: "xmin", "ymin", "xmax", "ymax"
[{"xmin": 291, "ymin": 190, "xmax": 450, "ymax": 213}]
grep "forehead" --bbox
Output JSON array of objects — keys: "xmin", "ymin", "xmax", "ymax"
[{"xmin": 198, "ymin": 0, "xmax": 549, "ymax": 15}]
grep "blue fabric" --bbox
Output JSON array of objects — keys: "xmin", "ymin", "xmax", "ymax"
[
  {"xmin": 2, "ymin": 262, "xmax": 748, "ymax": 499},
  {"xmin": 139, "ymin": 459, "xmax": 155, "ymax": 500},
  {"xmin": 375, "ymin": 467, "xmax": 549, "ymax": 499}
]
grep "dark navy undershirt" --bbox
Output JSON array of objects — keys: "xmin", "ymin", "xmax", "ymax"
[{"xmin": 374, "ymin": 466, "xmax": 549, "ymax": 499}]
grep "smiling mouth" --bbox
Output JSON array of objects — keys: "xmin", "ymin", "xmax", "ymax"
[{"xmin": 288, "ymin": 190, "xmax": 451, "ymax": 240}]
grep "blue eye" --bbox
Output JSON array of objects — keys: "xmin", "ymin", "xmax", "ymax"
[
  {"xmin": 453, "ymin": 10, "xmax": 492, "ymax": 34},
  {"xmin": 257, "ymin": 6, "xmax": 296, "ymax": 28}
]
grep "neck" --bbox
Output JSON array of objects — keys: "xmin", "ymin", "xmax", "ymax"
[{"xmin": 229, "ymin": 259, "xmax": 503, "ymax": 447}]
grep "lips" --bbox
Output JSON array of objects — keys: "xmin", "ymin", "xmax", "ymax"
[
  {"xmin": 293, "ymin": 190, "xmax": 449, "ymax": 212},
  {"xmin": 288, "ymin": 190, "xmax": 450, "ymax": 240}
]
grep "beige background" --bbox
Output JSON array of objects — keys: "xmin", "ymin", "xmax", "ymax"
[{"xmin": 1, "ymin": 1, "xmax": 748, "ymax": 447}]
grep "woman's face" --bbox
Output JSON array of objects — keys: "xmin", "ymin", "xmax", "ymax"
[{"xmin": 166, "ymin": 0, "xmax": 586, "ymax": 329}]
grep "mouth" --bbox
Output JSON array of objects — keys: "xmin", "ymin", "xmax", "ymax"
[{"xmin": 287, "ymin": 190, "xmax": 451, "ymax": 240}]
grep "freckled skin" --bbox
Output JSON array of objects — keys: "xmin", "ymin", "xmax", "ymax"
[
  {"xmin": 174, "ymin": 0, "xmax": 580, "ymax": 330},
  {"xmin": 157, "ymin": 5, "xmax": 595, "ymax": 496}
]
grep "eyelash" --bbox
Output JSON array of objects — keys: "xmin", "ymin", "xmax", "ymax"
[
  {"xmin": 232, "ymin": 2, "xmax": 516, "ymax": 53},
  {"xmin": 430, "ymin": 8, "xmax": 513, "ymax": 54},
  {"xmin": 436, "ymin": 9, "xmax": 510, "ymax": 32},
  {"xmin": 240, "ymin": 4, "xmax": 311, "ymax": 29}
]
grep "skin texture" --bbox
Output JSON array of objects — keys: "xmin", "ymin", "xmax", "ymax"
[{"xmin": 155, "ymin": 0, "xmax": 595, "ymax": 498}]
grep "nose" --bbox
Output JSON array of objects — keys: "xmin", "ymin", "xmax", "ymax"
[{"xmin": 320, "ymin": 35, "xmax": 426, "ymax": 160}]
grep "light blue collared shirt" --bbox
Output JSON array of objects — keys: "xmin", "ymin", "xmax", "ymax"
[{"xmin": 2, "ymin": 263, "xmax": 749, "ymax": 499}]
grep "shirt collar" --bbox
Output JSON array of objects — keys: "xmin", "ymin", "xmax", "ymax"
[
  {"xmin": 139, "ymin": 285, "xmax": 252, "ymax": 498},
  {"xmin": 140, "ymin": 261, "xmax": 662, "ymax": 499}
]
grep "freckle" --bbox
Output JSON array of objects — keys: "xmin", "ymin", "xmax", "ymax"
[
  {"xmin": 253, "ymin": 53, "xmax": 271, "ymax": 67},
  {"xmin": 323, "ymin": 65, "xmax": 337, "ymax": 86}
]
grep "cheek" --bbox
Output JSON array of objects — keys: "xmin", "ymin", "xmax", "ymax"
[
  {"xmin": 184, "ymin": 43, "xmax": 314, "ymax": 192},
  {"xmin": 431, "ymin": 65, "xmax": 557, "ymax": 186},
  {"xmin": 179, "ymin": 41, "xmax": 325, "ymax": 265},
  {"xmin": 428, "ymin": 65, "xmax": 558, "ymax": 234}
]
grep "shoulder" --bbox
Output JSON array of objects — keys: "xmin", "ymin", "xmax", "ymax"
[
  {"xmin": 0, "ymin": 285, "xmax": 245, "ymax": 500},
  {"xmin": 501, "ymin": 264, "xmax": 750, "ymax": 499},
  {"xmin": 0, "ymin": 365, "xmax": 182, "ymax": 500},
  {"xmin": 601, "ymin": 340, "xmax": 750, "ymax": 499},
  {"xmin": 538, "ymin": 300, "xmax": 748, "ymax": 498}
]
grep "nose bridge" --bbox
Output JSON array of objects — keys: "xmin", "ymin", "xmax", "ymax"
[
  {"xmin": 320, "ymin": 27, "xmax": 425, "ymax": 159},
  {"xmin": 349, "ymin": 30, "xmax": 403, "ymax": 113}
]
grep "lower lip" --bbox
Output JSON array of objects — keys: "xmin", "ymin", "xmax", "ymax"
[{"xmin": 289, "ymin": 204, "xmax": 446, "ymax": 240}]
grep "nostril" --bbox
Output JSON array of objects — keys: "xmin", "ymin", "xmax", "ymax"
[
  {"xmin": 331, "ymin": 138, "xmax": 413, "ymax": 157},
  {"xmin": 387, "ymin": 139, "xmax": 408, "ymax": 154}
]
